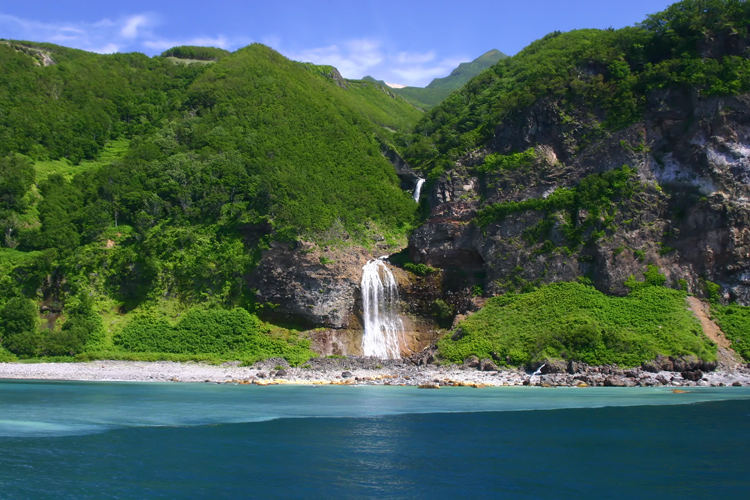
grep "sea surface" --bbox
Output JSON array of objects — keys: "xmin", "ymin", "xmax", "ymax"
[{"xmin": 1, "ymin": 380, "xmax": 749, "ymax": 499}]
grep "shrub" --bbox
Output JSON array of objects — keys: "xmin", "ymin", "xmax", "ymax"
[
  {"xmin": 0, "ymin": 297, "xmax": 38, "ymax": 338},
  {"xmin": 115, "ymin": 307, "xmax": 314, "ymax": 366},
  {"xmin": 437, "ymin": 282, "xmax": 715, "ymax": 367},
  {"xmin": 404, "ymin": 262, "xmax": 437, "ymax": 276}
]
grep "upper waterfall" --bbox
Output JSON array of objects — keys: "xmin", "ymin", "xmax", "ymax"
[
  {"xmin": 412, "ymin": 178, "xmax": 425, "ymax": 202},
  {"xmin": 361, "ymin": 259, "xmax": 404, "ymax": 359}
]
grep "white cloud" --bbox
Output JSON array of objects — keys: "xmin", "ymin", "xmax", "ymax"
[
  {"xmin": 282, "ymin": 38, "xmax": 468, "ymax": 87},
  {"xmin": 395, "ymin": 51, "xmax": 435, "ymax": 65},
  {"xmin": 391, "ymin": 57, "xmax": 466, "ymax": 86},
  {"xmin": 93, "ymin": 43, "xmax": 121, "ymax": 54},
  {"xmin": 0, "ymin": 11, "xmax": 247, "ymax": 55},
  {"xmin": 284, "ymin": 38, "xmax": 383, "ymax": 79},
  {"xmin": 120, "ymin": 15, "xmax": 151, "ymax": 39}
]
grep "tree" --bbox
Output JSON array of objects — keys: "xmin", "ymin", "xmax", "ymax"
[{"xmin": 0, "ymin": 297, "xmax": 38, "ymax": 340}]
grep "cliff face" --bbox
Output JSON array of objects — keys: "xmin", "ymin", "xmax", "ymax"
[
  {"xmin": 410, "ymin": 89, "xmax": 750, "ymax": 305},
  {"xmin": 248, "ymin": 241, "xmax": 442, "ymax": 356}
]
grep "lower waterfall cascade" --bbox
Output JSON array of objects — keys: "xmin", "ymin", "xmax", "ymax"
[{"xmin": 360, "ymin": 258, "xmax": 405, "ymax": 359}]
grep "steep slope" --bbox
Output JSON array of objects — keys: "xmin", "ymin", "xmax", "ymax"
[
  {"xmin": 399, "ymin": 0, "xmax": 750, "ymax": 361},
  {"xmin": 0, "ymin": 42, "xmax": 424, "ymax": 360}
]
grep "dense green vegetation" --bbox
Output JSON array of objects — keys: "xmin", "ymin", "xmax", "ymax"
[
  {"xmin": 161, "ymin": 46, "xmax": 231, "ymax": 61},
  {"xmin": 400, "ymin": 0, "xmax": 750, "ymax": 177},
  {"xmin": 712, "ymin": 304, "xmax": 750, "ymax": 361},
  {"xmin": 0, "ymin": 40, "xmax": 422, "ymax": 362},
  {"xmin": 438, "ymin": 281, "xmax": 716, "ymax": 367},
  {"xmin": 115, "ymin": 308, "xmax": 313, "ymax": 365},
  {"xmin": 1, "ymin": 1, "xmax": 747, "ymax": 366}
]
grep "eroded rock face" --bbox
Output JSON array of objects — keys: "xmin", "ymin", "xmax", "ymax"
[
  {"xmin": 409, "ymin": 90, "xmax": 750, "ymax": 304},
  {"xmin": 248, "ymin": 241, "xmax": 369, "ymax": 329},
  {"xmin": 249, "ymin": 241, "xmax": 443, "ymax": 357}
]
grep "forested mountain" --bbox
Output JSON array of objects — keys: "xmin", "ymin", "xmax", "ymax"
[
  {"xmin": 364, "ymin": 49, "xmax": 507, "ymax": 109},
  {"xmin": 2, "ymin": 0, "xmax": 750, "ymax": 369},
  {"xmin": 0, "ymin": 40, "xmax": 422, "ymax": 362},
  {"xmin": 402, "ymin": 0, "xmax": 750, "ymax": 365}
]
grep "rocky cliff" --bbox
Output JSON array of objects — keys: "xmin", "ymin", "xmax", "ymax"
[{"xmin": 411, "ymin": 89, "xmax": 750, "ymax": 305}]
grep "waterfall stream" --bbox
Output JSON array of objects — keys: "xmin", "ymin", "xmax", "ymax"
[
  {"xmin": 412, "ymin": 178, "xmax": 425, "ymax": 202},
  {"xmin": 361, "ymin": 259, "xmax": 404, "ymax": 359}
]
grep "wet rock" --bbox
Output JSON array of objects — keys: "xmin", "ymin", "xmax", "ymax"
[
  {"xmin": 567, "ymin": 361, "xmax": 588, "ymax": 374},
  {"xmin": 701, "ymin": 360, "xmax": 718, "ymax": 372},
  {"xmin": 656, "ymin": 374, "xmax": 671, "ymax": 385},
  {"xmin": 681, "ymin": 370, "xmax": 703, "ymax": 381},
  {"xmin": 604, "ymin": 376, "xmax": 627, "ymax": 387},
  {"xmin": 733, "ymin": 381, "xmax": 743, "ymax": 387},
  {"xmin": 418, "ymin": 383, "xmax": 440, "ymax": 389}
]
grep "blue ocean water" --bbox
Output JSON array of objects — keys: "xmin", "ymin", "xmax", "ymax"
[{"xmin": 1, "ymin": 381, "xmax": 749, "ymax": 499}]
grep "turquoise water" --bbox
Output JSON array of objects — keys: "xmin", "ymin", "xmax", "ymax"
[{"xmin": 1, "ymin": 381, "xmax": 749, "ymax": 498}]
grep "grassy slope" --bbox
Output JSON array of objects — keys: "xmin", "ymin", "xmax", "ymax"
[
  {"xmin": 33, "ymin": 139, "xmax": 130, "ymax": 181},
  {"xmin": 711, "ymin": 304, "xmax": 750, "ymax": 361},
  {"xmin": 438, "ymin": 282, "xmax": 716, "ymax": 367}
]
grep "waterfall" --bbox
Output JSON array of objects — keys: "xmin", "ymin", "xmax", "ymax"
[
  {"xmin": 412, "ymin": 178, "xmax": 425, "ymax": 202},
  {"xmin": 361, "ymin": 259, "xmax": 404, "ymax": 359}
]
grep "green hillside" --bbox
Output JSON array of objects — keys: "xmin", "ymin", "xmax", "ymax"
[
  {"xmin": 400, "ymin": 1, "xmax": 750, "ymax": 176},
  {"xmin": 0, "ymin": 41, "xmax": 422, "ymax": 362}
]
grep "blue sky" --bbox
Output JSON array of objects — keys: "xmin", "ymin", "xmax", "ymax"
[{"xmin": 2, "ymin": 1, "xmax": 676, "ymax": 86}]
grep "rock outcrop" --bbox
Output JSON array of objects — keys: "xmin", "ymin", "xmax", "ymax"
[
  {"xmin": 410, "ymin": 90, "xmax": 750, "ymax": 304},
  {"xmin": 248, "ymin": 241, "xmax": 443, "ymax": 357}
]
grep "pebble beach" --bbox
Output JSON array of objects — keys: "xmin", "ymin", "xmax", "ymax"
[{"xmin": 2, "ymin": 357, "xmax": 750, "ymax": 388}]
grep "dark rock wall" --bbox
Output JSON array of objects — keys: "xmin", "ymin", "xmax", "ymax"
[{"xmin": 410, "ymin": 91, "xmax": 750, "ymax": 304}]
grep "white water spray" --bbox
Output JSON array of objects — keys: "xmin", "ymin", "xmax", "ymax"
[
  {"xmin": 412, "ymin": 178, "xmax": 425, "ymax": 202},
  {"xmin": 361, "ymin": 259, "xmax": 404, "ymax": 359}
]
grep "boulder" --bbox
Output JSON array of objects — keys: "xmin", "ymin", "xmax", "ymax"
[
  {"xmin": 681, "ymin": 370, "xmax": 703, "ymax": 381},
  {"xmin": 480, "ymin": 359, "xmax": 499, "ymax": 371},
  {"xmin": 341, "ymin": 371, "xmax": 354, "ymax": 378},
  {"xmin": 275, "ymin": 369, "xmax": 288, "ymax": 378},
  {"xmin": 604, "ymin": 376, "xmax": 627, "ymax": 387},
  {"xmin": 464, "ymin": 355, "xmax": 480, "ymax": 368},
  {"xmin": 673, "ymin": 355, "xmax": 702, "ymax": 372}
]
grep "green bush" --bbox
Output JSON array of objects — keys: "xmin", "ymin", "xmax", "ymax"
[
  {"xmin": 404, "ymin": 262, "xmax": 437, "ymax": 276},
  {"xmin": 115, "ymin": 307, "xmax": 314, "ymax": 366},
  {"xmin": 0, "ymin": 346, "xmax": 17, "ymax": 362},
  {"xmin": 0, "ymin": 297, "xmax": 38, "ymax": 338},
  {"xmin": 3, "ymin": 330, "xmax": 43, "ymax": 357},
  {"xmin": 711, "ymin": 303, "xmax": 750, "ymax": 361},
  {"xmin": 437, "ymin": 282, "xmax": 715, "ymax": 367}
]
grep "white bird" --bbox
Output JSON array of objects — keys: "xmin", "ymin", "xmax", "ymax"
[{"xmin": 531, "ymin": 363, "xmax": 546, "ymax": 377}]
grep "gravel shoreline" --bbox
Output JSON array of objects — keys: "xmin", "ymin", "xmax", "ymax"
[{"xmin": 2, "ymin": 357, "xmax": 750, "ymax": 388}]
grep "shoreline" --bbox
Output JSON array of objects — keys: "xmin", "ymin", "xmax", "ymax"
[{"xmin": 2, "ymin": 358, "xmax": 750, "ymax": 388}]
